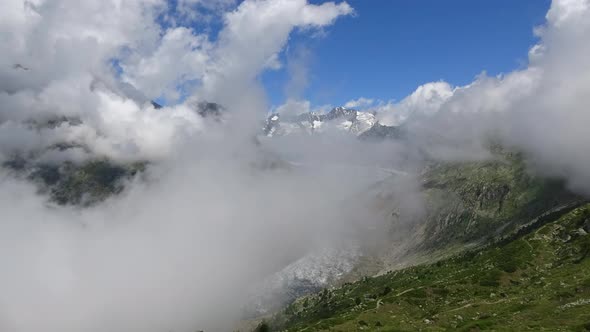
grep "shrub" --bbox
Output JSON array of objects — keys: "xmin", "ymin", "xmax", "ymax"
[
  {"xmin": 381, "ymin": 286, "xmax": 392, "ymax": 296},
  {"xmin": 479, "ymin": 269, "xmax": 502, "ymax": 287},
  {"xmin": 254, "ymin": 321, "xmax": 270, "ymax": 332}
]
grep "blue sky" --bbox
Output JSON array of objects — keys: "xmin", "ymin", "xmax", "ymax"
[{"xmin": 261, "ymin": 0, "xmax": 551, "ymax": 108}]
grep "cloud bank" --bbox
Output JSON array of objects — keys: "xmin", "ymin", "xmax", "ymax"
[{"xmin": 0, "ymin": 1, "xmax": 361, "ymax": 331}]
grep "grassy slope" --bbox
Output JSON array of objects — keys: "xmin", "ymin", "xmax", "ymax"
[
  {"xmin": 270, "ymin": 204, "xmax": 590, "ymax": 331},
  {"xmin": 356, "ymin": 152, "xmax": 579, "ymax": 277},
  {"xmin": 48, "ymin": 160, "xmax": 145, "ymax": 205}
]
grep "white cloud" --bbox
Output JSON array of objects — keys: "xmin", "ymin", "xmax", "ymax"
[
  {"xmin": 176, "ymin": 0, "xmax": 238, "ymax": 16},
  {"xmin": 0, "ymin": 0, "xmax": 353, "ymax": 161},
  {"xmin": 0, "ymin": 147, "xmax": 379, "ymax": 331},
  {"xmin": 0, "ymin": 0, "xmax": 164, "ymax": 93},
  {"xmin": 546, "ymin": 0, "xmax": 589, "ymax": 26},
  {"xmin": 375, "ymin": 0, "xmax": 590, "ymax": 192},
  {"xmin": 263, "ymin": 53, "xmax": 283, "ymax": 70},
  {"xmin": 197, "ymin": 0, "xmax": 353, "ymax": 116},
  {"xmin": 344, "ymin": 97, "xmax": 374, "ymax": 109},
  {"xmin": 121, "ymin": 27, "xmax": 212, "ymax": 101},
  {"xmin": 374, "ymin": 81, "xmax": 453, "ymax": 126},
  {"xmin": 275, "ymin": 98, "xmax": 311, "ymax": 116},
  {"xmin": 502, "ymin": 0, "xmax": 590, "ymax": 192},
  {"xmin": 0, "ymin": 1, "xmax": 362, "ymax": 331},
  {"xmin": 284, "ymin": 45, "xmax": 312, "ymax": 98}
]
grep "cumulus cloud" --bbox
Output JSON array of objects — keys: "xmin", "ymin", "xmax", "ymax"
[
  {"xmin": 0, "ymin": 0, "xmax": 353, "ymax": 162},
  {"xmin": 376, "ymin": 0, "xmax": 590, "ymax": 192},
  {"xmin": 344, "ymin": 97, "xmax": 374, "ymax": 109},
  {"xmin": 503, "ymin": 0, "xmax": 590, "ymax": 193},
  {"xmin": 375, "ymin": 81, "xmax": 454, "ymax": 126},
  {"xmin": 274, "ymin": 98, "xmax": 311, "ymax": 117},
  {"xmin": 196, "ymin": 0, "xmax": 353, "ymax": 119},
  {"xmin": 284, "ymin": 45, "xmax": 313, "ymax": 99},
  {"xmin": 121, "ymin": 27, "xmax": 212, "ymax": 102},
  {"xmin": 0, "ymin": 1, "xmax": 362, "ymax": 331},
  {"xmin": 174, "ymin": 0, "xmax": 238, "ymax": 22},
  {"xmin": 345, "ymin": 82, "xmax": 454, "ymax": 127},
  {"xmin": 0, "ymin": 0, "xmax": 163, "ymax": 94}
]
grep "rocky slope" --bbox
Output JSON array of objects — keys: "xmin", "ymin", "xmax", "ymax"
[
  {"xmin": 268, "ymin": 202, "xmax": 590, "ymax": 331},
  {"xmin": 379, "ymin": 151, "xmax": 579, "ymax": 264}
]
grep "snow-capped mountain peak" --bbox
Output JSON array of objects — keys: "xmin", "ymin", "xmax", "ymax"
[{"xmin": 264, "ymin": 106, "xmax": 377, "ymax": 137}]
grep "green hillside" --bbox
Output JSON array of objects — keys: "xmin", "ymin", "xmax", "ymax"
[
  {"xmin": 365, "ymin": 151, "xmax": 580, "ymax": 274},
  {"xmin": 269, "ymin": 203, "xmax": 590, "ymax": 331},
  {"xmin": 254, "ymin": 150, "xmax": 590, "ymax": 331}
]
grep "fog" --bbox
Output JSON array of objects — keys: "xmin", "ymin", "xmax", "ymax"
[
  {"xmin": 0, "ymin": 1, "xmax": 384, "ymax": 331},
  {"xmin": 0, "ymin": 0, "xmax": 589, "ymax": 331},
  {"xmin": 0, "ymin": 141, "xmax": 387, "ymax": 331}
]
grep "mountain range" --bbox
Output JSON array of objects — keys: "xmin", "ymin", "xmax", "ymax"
[{"xmin": 264, "ymin": 106, "xmax": 380, "ymax": 137}]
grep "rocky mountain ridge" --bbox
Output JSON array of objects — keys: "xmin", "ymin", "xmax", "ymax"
[{"xmin": 264, "ymin": 107, "xmax": 384, "ymax": 137}]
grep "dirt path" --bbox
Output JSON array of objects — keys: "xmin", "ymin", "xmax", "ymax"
[{"xmin": 446, "ymin": 298, "xmax": 510, "ymax": 313}]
